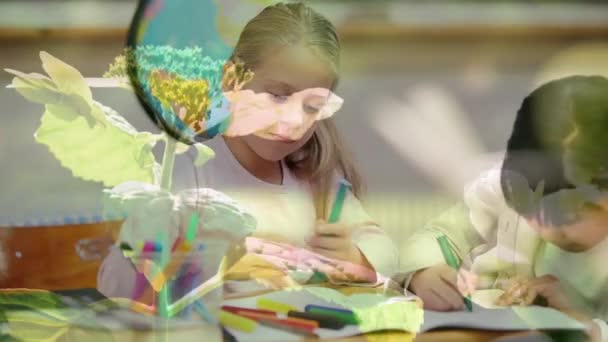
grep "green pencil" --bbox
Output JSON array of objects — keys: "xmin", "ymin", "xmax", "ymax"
[
  {"xmin": 436, "ymin": 235, "xmax": 473, "ymax": 312},
  {"xmin": 328, "ymin": 180, "xmax": 350, "ymax": 224}
]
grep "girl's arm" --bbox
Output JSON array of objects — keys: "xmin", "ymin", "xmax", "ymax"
[
  {"xmin": 352, "ymin": 223, "xmax": 400, "ymax": 280},
  {"xmin": 339, "ymin": 189, "xmax": 400, "ymax": 279},
  {"xmin": 400, "ymin": 168, "xmax": 505, "ymax": 283}
]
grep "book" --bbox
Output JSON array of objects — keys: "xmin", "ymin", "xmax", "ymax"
[{"xmin": 421, "ymin": 290, "xmax": 586, "ymax": 333}]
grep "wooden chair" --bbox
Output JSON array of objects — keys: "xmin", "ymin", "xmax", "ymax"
[{"xmin": 0, "ymin": 221, "xmax": 121, "ymax": 290}]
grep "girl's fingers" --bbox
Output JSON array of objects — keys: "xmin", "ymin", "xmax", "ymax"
[
  {"xmin": 438, "ymin": 269, "xmax": 460, "ymax": 294},
  {"xmin": 496, "ymin": 277, "xmax": 563, "ymax": 307},
  {"xmin": 456, "ymin": 269, "xmax": 478, "ymax": 296},
  {"xmin": 315, "ymin": 222, "xmax": 350, "ymax": 238},
  {"xmin": 310, "ymin": 248, "xmax": 344, "ymax": 261},
  {"xmin": 504, "ymin": 278, "xmax": 525, "ymax": 293},
  {"xmin": 497, "ymin": 277, "xmax": 523, "ymax": 291},
  {"xmin": 528, "ymin": 274, "xmax": 558, "ymax": 286},
  {"xmin": 498, "ymin": 276, "xmax": 561, "ymax": 307},
  {"xmin": 522, "ymin": 287, "xmax": 538, "ymax": 306},
  {"xmin": 431, "ymin": 284, "xmax": 465, "ymax": 310},
  {"xmin": 512, "ymin": 282, "xmax": 532, "ymax": 305},
  {"xmin": 497, "ymin": 281, "xmax": 528, "ymax": 306},
  {"xmin": 419, "ymin": 289, "xmax": 454, "ymax": 311},
  {"xmin": 529, "ymin": 280, "xmax": 572, "ymax": 311},
  {"xmin": 532, "ymin": 282, "xmax": 559, "ymax": 300},
  {"xmin": 308, "ymin": 235, "xmax": 348, "ymax": 251}
]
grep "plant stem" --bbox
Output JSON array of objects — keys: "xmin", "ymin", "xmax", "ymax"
[
  {"xmin": 158, "ymin": 284, "xmax": 170, "ymax": 318},
  {"xmin": 160, "ymin": 135, "xmax": 177, "ymax": 190}
]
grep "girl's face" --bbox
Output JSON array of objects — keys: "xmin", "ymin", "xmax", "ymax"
[
  {"xmin": 239, "ymin": 44, "xmax": 336, "ymax": 161},
  {"xmin": 527, "ymin": 198, "xmax": 608, "ymax": 252}
]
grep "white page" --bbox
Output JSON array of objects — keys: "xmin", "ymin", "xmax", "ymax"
[
  {"xmin": 471, "ymin": 289, "xmax": 505, "ymax": 309},
  {"xmin": 421, "ymin": 302, "xmax": 585, "ymax": 332}
]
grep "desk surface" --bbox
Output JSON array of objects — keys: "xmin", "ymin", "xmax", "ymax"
[
  {"xmin": 0, "ymin": 222, "xmax": 122, "ymax": 289},
  {"xmin": 0, "ymin": 287, "xmax": 528, "ymax": 342},
  {"xmin": 32, "ymin": 323, "xmax": 513, "ymax": 342},
  {"xmin": 52, "ymin": 326, "xmax": 513, "ymax": 342},
  {"xmin": 328, "ymin": 330, "xmax": 508, "ymax": 342},
  {"xmin": 0, "ymin": 226, "xmax": 508, "ymax": 341}
]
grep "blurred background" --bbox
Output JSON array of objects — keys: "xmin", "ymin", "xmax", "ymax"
[{"xmin": 1, "ymin": 0, "xmax": 608, "ymax": 289}]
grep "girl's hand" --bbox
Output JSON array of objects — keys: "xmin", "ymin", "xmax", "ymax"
[
  {"xmin": 307, "ymin": 220, "xmax": 371, "ymax": 268},
  {"xmin": 497, "ymin": 275, "xmax": 602, "ymax": 341},
  {"xmin": 496, "ymin": 275, "xmax": 573, "ymax": 310},
  {"xmin": 409, "ymin": 264, "xmax": 478, "ymax": 311}
]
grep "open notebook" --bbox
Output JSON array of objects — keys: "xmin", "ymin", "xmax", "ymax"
[{"xmin": 421, "ymin": 289, "xmax": 586, "ymax": 332}]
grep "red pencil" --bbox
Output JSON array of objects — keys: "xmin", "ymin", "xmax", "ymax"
[
  {"xmin": 221, "ymin": 306, "xmax": 276, "ymax": 317},
  {"xmin": 258, "ymin": 318, "xmax": 318, "ymax": 337}
]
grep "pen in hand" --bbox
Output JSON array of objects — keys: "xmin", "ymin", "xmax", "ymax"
[
  {"xmin": 437, "ymin": 235, "xmax": 473, "ymax": 312},
  {"xmin": 328, "ymin": 179, "xmax": 350, "ymax": 224}
]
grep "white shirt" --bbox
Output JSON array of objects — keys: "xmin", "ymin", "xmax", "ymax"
[
  {"xmin": 401, "ymin": 167, "xmax": 608, "ymax": 340},
  {"xmin": 173, "ymin": 137, "xmax": 317, "ymax": 245},
  {"xmin": 173, "ymin": 137, "xmax": 398, "ymax": 275},
  {"xmin": 98, "ymin": 137, "xmax": 398, "ymax": 298}
]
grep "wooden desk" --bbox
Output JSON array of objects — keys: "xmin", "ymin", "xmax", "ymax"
[
  {"xmin": 0, "ymin": 285, "xmax": 523, "ymax": 342},
  {"xmin": 38, "ymin": 322, "xmax": 512, "ymax": 342},
  {"xmin": 327, "ymin": 330, "xmax": 507, "ymax": 342},
  {"xmin": 0, "ymin": 222, "xmax": 122, "ymax": 289},
  {"xmin": 0, "ymin": 226, "xmax": 571, "ymax": 342},
  {"xmin": 53, "ymin": 326, "xmax": 511, "ymax": 342}
]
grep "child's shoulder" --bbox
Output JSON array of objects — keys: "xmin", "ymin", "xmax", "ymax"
[{"xmin": 464, "ymin": 164, "xmax": 508, "ymax": 212}]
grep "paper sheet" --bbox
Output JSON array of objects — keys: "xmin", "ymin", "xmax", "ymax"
[
  {"xmin": 471, "ymin": 289, "xmax": 505, "ymax": 309},
  {"xmin": 222, "ymin": 287, "xmax": 421, "ymax": 341},
  {"xmin": 421, "ymin": 290, "xmax": 585, "ymax": 333}
]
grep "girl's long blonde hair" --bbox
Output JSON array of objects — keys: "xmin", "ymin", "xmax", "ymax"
[{"xmin": 230, "ymin": 1, "xmax": 363, "ymax": 218}]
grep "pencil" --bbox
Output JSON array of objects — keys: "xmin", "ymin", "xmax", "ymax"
[{"xmin": 328, "ymin": 179, "xmax": 350, "ymax": 224}]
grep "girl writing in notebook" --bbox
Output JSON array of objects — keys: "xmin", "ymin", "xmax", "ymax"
[
  {"xmin": 98, "ymin": 1, "xmax": 398, "ymax": 298},
  {"xmin": 403, "ymin": 75, "xmax": 608, "ymax": 341}
]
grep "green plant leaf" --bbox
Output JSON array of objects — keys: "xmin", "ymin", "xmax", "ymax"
[
  {"xmin": 0, "ymin": 290, "xmax": 115, "ymax": 342},
  {"xmin": 5, "ymin": 68, "xmax": 52, "ymax": 83},
  {"xmin": 8, "ymin": 74, "xmax": 62, "ymax": 106},
  {"xmin": 35, "ymin": 102, "xmax": 160, "ymax": 187},
  {"xmin": 5, "ymin": 310, "xmax": 75, "ymax": 327},
  {"xmin": 0, "ymin": 289, "xmax": 64, "ymax": 310},
  {"xmin": 135, "ymin": 132, "xmax": 164, "ymax": 167},
  {"xmin": 193, "ymin": 143, "xmax": 215, "ymax": 167},
  {"xmin": 8, "ymin": 53, "xmax": 162, "ymax": 187},
  {"xmin": 7, "ymin": 62, "xmax": 104, "ymax": 128},
  {"xmin": 12, "ymin": 77, "xmax": 94, "ymax": 125},
  {"xmin": 5, "ymin": 321, "xmax": 68, "ymax": 342},
  {"xmin": 44, "ymin": 102, "xmax": 88, "ymax": 123},
  {"xmin": 175, "ymin": 141, "xmax": 191, "ymax": 155},
  {"xmin": 0, "ymin": 289, "xmax": 74, "ymax": 341},
  {"xmin": 40, "ymin": 51, "xmax": 92, "ymax": 104}
]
